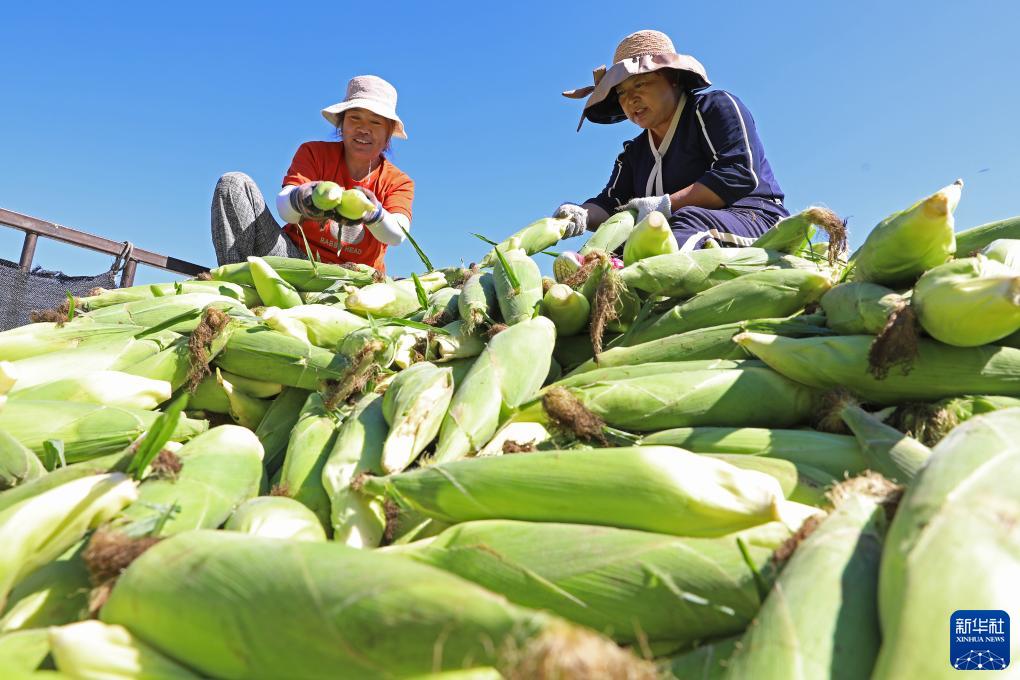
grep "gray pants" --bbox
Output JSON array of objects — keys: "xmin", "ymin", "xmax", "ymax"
[{"xmin": 210, "ymin": 172, "xmax": 305, "ymax": 266}]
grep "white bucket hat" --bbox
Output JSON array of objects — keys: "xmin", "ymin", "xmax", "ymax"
[
  {"xmin": 563, "ymin": 30, "xmax": 710, "ymax": 130},
  {"xmin": 321, "ymin": 75, "xmax": 408, "ymax": 140}
]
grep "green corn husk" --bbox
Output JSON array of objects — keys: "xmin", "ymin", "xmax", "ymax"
[
  {"xmin": 382, "ymin": 362, "xmax": 455, "ymax": 474},
  {"xmin": 622, "ymin": 268, "xmax": 832, "ymax": 346},
  {"xmin": 224, "ymin": 496, "xmax": 327, "ymax": 542},
  {"xmin": 0, "ymin": 331, "xmax": 178, "ymax": 392},
  {"xmin": 0, "ymin": 449, "xmax": 135, "ymax": 516},
  {"xmin": 209, "ymin": 256, "xmax": 377, "ymax": 291},
  {"xmin": 874, "ymin": 409, "xmax": 1020, "ymax": 679},
  {"xmin": 847, "ymin": 180, "xmax": 962, "ymax": 287},
  {"xmin": 0, "ymin": 543, "xmax": 90, "ymax": 632},
  {"xmin": 254, "ymin": 387, "xmax": 311, "ymax": 473},
  {"xmin": 219, "ymin": 374, "xmax": 273, "ymax": 428},
  {"xmin": 479, "ymin": 217, "xmax": 568, "ymax": 267},
  {"xmin": 458, "ymin": 271, "xmax": 498, "ymax": 333},
  {"xmin": 275, "ymin": 393, "xmax": 338, "ymax": 530},
  {"xmin": 99, "ymin": 530, "xmax": 584, "ymax": 679},
  {"xmin": 0, "ymin": 401, "xmax": 207, "ymax": 464},
  {"xmin": 954, "ymin": 215, "xmax": 1020, "ymax": 257},
  {"xmin": 390, "ymin": 519, "xmax": 785, "ymax": 646},
  {"xmin": 0, "ymin": 429, "xmax": 46, "ymax": 490},
  {"xmin": 660, "ymin": 635, "xmax": 739, "ymax": 680},
  {"xmin": 579, "ymin": 209, "xmax": 636, "ymax": 255},
  {"xmin": 492, "ymin": 248, "xmax": 543, "ymax": 326},
  {"xmin": 0, "ymin": 473, "xmax": 137, "ymax": 609},
  {"xmin": 433, "ymin": 316, "xmax": 555, "ymax": 463},
  {"xmin": 708, "ymin": 454, "xmax": 833, "ymax": 507},
  {"xmin": 8, "ymin": 371, "xmax": 170, "ymax": 410},
  {"xmin": 640, "ymin": 427, "xmax": 867, "ymax": 480},
  {"xmin": 622, "ymin": 211, "xmax": 677, "ymax": 265},
  {"xmin": 0, "ymin": 628, "xmax": 52, "ymax": 674},
  {"xmin": 541, "ymin": 358, "xmax": 755, "ymax": 387},
  {"xmin": 344, "ymin": 281, "xmax": 422, "ymax": 318},
  {"xmin": 838, "ymin": 401, "xmax": 932, "ymax": 483},
  {"xmin": 520, "ymin": 363, "xmax": 816, "ymax": 432},
  {"xmin": 151, "ymin": 278, "xmax": 260, "ymax": 305},
  {"xmin": 552, "ymin": 251, "xmax": 584, "ymax": 284},
  {"xmin": 618, "ymin": 248, "xmax": 821, "ymax": 300},
  {"xmin": 261, "ymin": 304, "xmax": 368, "ymax": 349},
  {"xmin": 541, "ymin": 284, "xmax": 590, "ymax": 336},
  {"xmin": 85, "ymin": 293, "xmax": 246, "ymax": 331},
  {"xmin": 322, "ymin": 391, "xmax": 388, "ymax": 548},
  {"xmin": 50, "ymin": 620, "xmax": 202, "ymax": 680},
  {"xmin": 394, "ymin": 271, "xmax": 449, "ymax": 297},
  {"xmin": 423, "ymin": 287, "xmax": 461, "ymax": 325},
  {"xmin": 979, "ymin": 238, "xmax": 1020, "ymax": 271},
  {"xmin": 750, "ymin": 208, "xmax": 821, "ymax": 254},
  {"xmin": 435, "ymin": 321, "xmax": 486, "ymax": 361},
  {"xmin": 819, "ymin": 281, "xmax": 906, "ymax": 334},
  {"xmin": 214, "ymin": 326, "xmax": 350, "ymax": 390},
  {"xmin": 725, "ymin": 474, "xmax": 898, "ymax": 680},
  {"xmin": 735, "ymin": 332, "xmax": 1020, "ymax": 404},
  {"xmin": 0, "ymin": 322, "xmax": 146, "ymax": 362},
  {"xmin": 361, "ymin": 446, "xmax": 796, "ymax": 538},
  {"xmin": 216, "ymin": 370, "xmax": 281, "ymax": 399},
  {"xmin": 913, "ymin": 255, "xmax": 1020, "ymax": 346},
  {"xmin": 568, "ymin": 314, "xmax": 831, "ymax": 374},
  {"xmin": 337, "ymin": 326, "xmax": 403, "ymax": 369},
  {"xmin": 114, "ymin": 425, "xmax": 263, "ymax": 537}
]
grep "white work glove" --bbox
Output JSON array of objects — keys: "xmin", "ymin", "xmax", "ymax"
[
  {"xmin": 624, "ymin": 194, "xmax": 672, "ymax": 224},
  {"xmin": 553, "ymin": 203, "xmax": 588, "ymax": 238},
  {"xmin": 287, "ymin": 182, "xmax": 331, "ymax": 221}
]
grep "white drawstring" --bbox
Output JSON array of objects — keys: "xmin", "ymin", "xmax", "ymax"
[{"xmin": 645, "ymin": 92, "xmax": 687, "ymax": 197}]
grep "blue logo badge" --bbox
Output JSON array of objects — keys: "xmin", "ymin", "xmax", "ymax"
[{"xmin": 951, "ymin": 610, "xmax": 1010, "ymax": 671}]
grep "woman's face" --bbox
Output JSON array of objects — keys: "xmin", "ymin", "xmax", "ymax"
[
  {"xmin": 342, "ymin": 107, "xmax": 392, "ymax": 162},
  {"xmin": 615, "ymin": 72, "xmax": 679, "ymax": 130}
]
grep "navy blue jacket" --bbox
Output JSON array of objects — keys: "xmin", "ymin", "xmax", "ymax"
[{"xmin": 586, "ymin": 89, "xmax": 786, "ymax": 215}]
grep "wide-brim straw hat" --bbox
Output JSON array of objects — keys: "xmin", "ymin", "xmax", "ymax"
[
  {"xmin": 322, "ymin": 75, "xmax": 408, "ymax": 140},
  {"xmin": 563, "ymin": 30, "xmax": 710, "ymax": 130}
]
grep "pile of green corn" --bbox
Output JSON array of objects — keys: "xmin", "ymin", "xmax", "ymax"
[{"xmin": 1, "ymin": 180, "xmax": 1018, "ymax": 679}]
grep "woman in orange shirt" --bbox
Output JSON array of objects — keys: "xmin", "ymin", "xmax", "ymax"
[{"xmin": 211, "ymin": 75, "xmax": 414, "ymax": 273}]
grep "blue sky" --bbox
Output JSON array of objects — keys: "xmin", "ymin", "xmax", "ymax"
[{"xmin": 2, "ymin": 1, "xmax": 1018, "ymax": 285}]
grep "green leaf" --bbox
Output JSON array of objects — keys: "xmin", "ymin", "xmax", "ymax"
[
  {"xmin": 470, "ymin": 232, "xmax": 499, "ymax": 247},
  {"xmin": 295, "ymin": 224, "xmax": 321, "ymax": 276},
  {"xmin": 126, "ymin": 393, "xmax": 190, "ymax": 481},
  {"xmin": 493, "ymin": 246, "xmax": 521, "ymax": 295},
  {"xmin": 400, "ymin": 225, "xmax": 434, "ymax": 272},
  {"xmin": 382, "ymin": 317, "xmax": 452, "ymax": 335},
  {"xmin": 42, "ymin": 439, "xmax": 67, "ymax": 469},
  {"xmin": 65, "ymin": 292, "xmax": 76, "ymax": 321},
  {"xmin": 174, "ymin": 281, "xmax": 184, "ymax": 295},
  {"xmin": 133, "ymin": 308, "xmax": 203, "ymax": 339},
  {"xmin": 411, "ymin": 273, "xmax": 429, "ymax": 309},
  {"xmin": 737, "ymin": 536, "xmax": 770, "ymax": 602}
]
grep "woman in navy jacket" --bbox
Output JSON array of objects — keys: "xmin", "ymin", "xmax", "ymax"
[{"xmin": 555, "ymin": 30, "xmax": 788, "ymax": 251}]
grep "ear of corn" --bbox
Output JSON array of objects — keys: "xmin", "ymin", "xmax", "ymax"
[
  {"xmin": 216, "ymin": 370, "xmax": 281, "ymax": 399},
  {"xmin": 0, "ymin": 449, "xmax": 135, "ymax": 516},
  {"xmin": 115, "ymin": 425, "xmax": 263, "ymax": 537},
  {"xmin": 214, "ymin": 326, "xmax": 350, "ymax": 390},
  {"xmin": 0, "ymin": 543, "xmax": 89, "ymax": 632},
  {"xmin": 0, "ymin": 401, "xmax": 207, "ymax": 465},
  {"xmin": 839, "ymin": 402, "xmax": 931, "ymax": 483},
  {"xmin": 390, "ymin": 519, "xmax": 781, "ymax": 646},
  {"xmin": 8, "ymin": 371, "xmax": 171, "ymax": 410},
  {"xmin": 750, "ymin": 208, "xmax": 819, "ymax": 254},
  {"xmin": 480, "ymin": 218, "xmax": 568, "ymax": 267},
  {"xmin": 435, "ymin": 321, "xmax": 486, "ymax": 361},
  {"xmin": 552, "ymin": 251, "xmax": 584, "ymax": 283},
  {"xmin": 623, "ymin": 211, "xmax": 677, "ymax": 265},
  {"xmin": 253, "ymin": 387, "xmax": 311, "ymax": 473},
  {"xmin": 0, "ymin": 429, "xmax": 47, "ymax": 490},
  {"xmin": 848, "ymin": 180, "xmax": 961, "ymax": 286},
  {"xmin": 345, "ymin": 281, "xmax": 422, "ymax": 318},
  {"xmin": 382, "ymin": 362, "xmax": 455, "ymax": 474},
  {"xmin": 99, "ymin": 530, "xmax": 555, "ymax": 679},
  {"xmin": 580, "ymin": 209, "xmax": 636, "ymax": 255},
  {"xmin": 210, "ymin": 256, "xmax": 377, "ymax": 291},
  {"xmin": 0, "ymin": 473, "xmax": 137, "ymax": 609},
  {"xmin": 0, "ymin": 322, "xmax": 145, "ymax": 362},
  {"xmin": 735, "ymin": 332, "xmax": 1020, "ymax": 404},
  {"xmin": 820, "ymin": 282, "xmax": 905, "ymax": 334},
  {"xmin": 424, "ymin": 287, "xmax": 461, "ymax": 325},
  {"xmin": 433, "ymin": 317, "xmax": 555, "ymax": 463},
  {"xmin": 50, "ymin": 620, "xmax": 202, "ymax": 679},
  {"xmin": 622, "ymin": 268, "xmax": 832, "ymax": 346},
  {"xmin": 150, "ymin": 279, "xmax": 259, "ymax": 306},
  {"xmin": 85, "ymin": 293, "xmax": 248, "ymax": 331},
  {"xmin": 0, "ymin": 628, "xmax": 52, "ymax": 674},
  {"xmin": 394, "ymin": 271, "xmax": 449, "ymax": 296},
  {"xmin": 361, "ymin": 446, "xmax": 792, "ymax": 538},
  {"xmin": 541, "ymin": 284, "xmax": 590, "ymax": 336},
  {"xmin": 528, "ymin": 363, "xmax": 816, "ymax": 432},
  {"xmin": 874, "ymin": 409, "xmax": 1020, "ymax": 679},
  {"xmin": 639, "ymin": 426, "xmax": 867, "ymax": 480},
  {"xmin": 978, "ymin": 237, "xmax": 1020, "ymax": 271},
  {"xmin": 725, "ymin": 475, "xmax": 897, "ymax": 680},
  {"xmin": 321, "ymin": 392, "xmax": 388, "ymax": 548},
  {"xmin": 224, "ymin": 496, "xmax": 327, "ymax": 542},
  {"xmin": 311, "ymin": 181, "xmax": 344, "ymax": 211},
  {"xmin": 261, "ymin": 304, "xmax": 368, "ymax": 350},
  {"xmin": 913, "ymin": 255, "xmax": 1020, "ymax": 346},
  {"xmin": 953, "ymin": 214, "xmax": 1020, "ymax": 257},
  {"xmin": 492, "ymin": 248, "xmax": 543, "ymax": 326},
  {"xmin": 458, "ymin": 271, "xmax": 497, "ymax": 333},
  {"xmin": 707, "ymin": 453, "xmax": 833, "ymax": 507},
  {"xmin": 275, "ymin": 393, "xmax": 338, "ymax": 530}
]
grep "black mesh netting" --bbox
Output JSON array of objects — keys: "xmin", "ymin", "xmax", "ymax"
[{"xmin": 0, "ymin": 258, "xmax": 118, "ymax": 331}]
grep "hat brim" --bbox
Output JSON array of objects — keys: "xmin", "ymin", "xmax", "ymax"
[
  {"xmin": 566, "ymin": 53, "xmax": 710, "ymax": 128},
  {"xmin": 321, "ymin": 99, "xmax": 408, "ymax": 140}
]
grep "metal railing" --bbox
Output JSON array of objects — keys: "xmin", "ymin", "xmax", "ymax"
[{"xmin": 0, "ymin": 207, "xmax": 208, "ymax": 287}]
